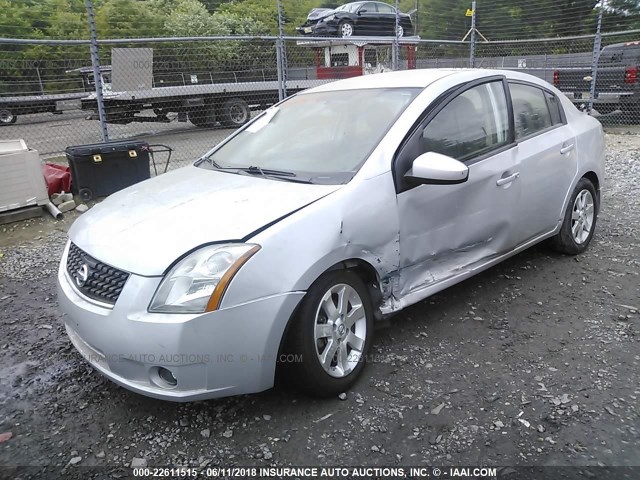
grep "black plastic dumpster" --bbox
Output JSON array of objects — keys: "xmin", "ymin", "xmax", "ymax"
[{"xmin": 65, "ymin": 140, "xmax": 151, "ymax": 201}]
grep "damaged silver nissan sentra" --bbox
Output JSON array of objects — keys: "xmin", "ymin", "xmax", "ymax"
[{"xmin": 58, "ymin": 69, "xmax": 604, "ymax": 401}]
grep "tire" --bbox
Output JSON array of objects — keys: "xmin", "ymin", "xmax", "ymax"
[
  {"xmin": 0, "ymin": 108, "xmax": 17, "ymax": 125},
  {"xmin": 551, "ymin": 177, "xmax": 598, "ymax": 255},
  {"xmin": 338, "ymin": 21, "xmax": 354, "ymax": 38},
  {"xmin": 220, "ymin": 98, "xmax": 251, "ymax": 128},
  {"xmin": 189, "ymin": 105, "xmax": 216, "ymax": 128},
  {"xmin": 286, "ymin": 270, "xmax": 374, "ymax": 397},
  {"xmin": 79, "ymin": 188, "xmax": 93, "ymax": 202}
]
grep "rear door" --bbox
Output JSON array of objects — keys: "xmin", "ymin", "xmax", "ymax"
[
  {"xmin": 509, "ymin": 82, "xmax": 578, "ymax": 242},
  {"xmin": 374, "ymin": 2, "xmax": 397, "ymax": 35}
]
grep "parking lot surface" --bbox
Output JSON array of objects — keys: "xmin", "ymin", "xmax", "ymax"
[{"xmin": 0, "ymin": 133, "xmax": 638, "ymax": 475}]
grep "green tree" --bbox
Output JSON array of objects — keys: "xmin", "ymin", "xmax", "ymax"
[
  {"xmin": 95, "ymin": 0, "xmax": 165, "ymax": 38},
  {"xmin": 604, "ymin": 0, "xmax": 640, "ymax": 31}
]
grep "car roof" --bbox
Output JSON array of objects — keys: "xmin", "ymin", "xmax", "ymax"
[{"xmin": 303, "ymin": 68, "xmax": 552, "ymax": 94}]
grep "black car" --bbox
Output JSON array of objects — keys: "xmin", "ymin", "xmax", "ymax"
[{"xmin": 297, "ymin": 1, "xmax": 414, "ymax": 38}]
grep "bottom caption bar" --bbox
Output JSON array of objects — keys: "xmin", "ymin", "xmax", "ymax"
[{"xmin": 2, "ymin": 465, "xmax": 638, "ymax": 479}]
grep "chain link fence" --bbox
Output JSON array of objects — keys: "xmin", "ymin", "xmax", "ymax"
[{"xmin": 1, "ymin": 0, "xmax": 639, "ymax": 172}]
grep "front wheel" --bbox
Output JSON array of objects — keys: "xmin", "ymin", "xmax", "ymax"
[
  {"xmin": 0, "ymin": 108, "xmax": 17, "ymax": 125},
  {"xmin": 551, "ymin": 177, "xmax": 598, "ymax": 254},
  {"xmin": 338, "ymin": 21, "xmax": 354, "ymax": 38},
  {"xmin": 287, "ymin": 270, "xmax": 373, "ymax": 397}
]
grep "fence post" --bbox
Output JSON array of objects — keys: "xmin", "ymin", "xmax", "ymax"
[
  {"xmin": 588, "ymin": 2, "xmax": 604, "ymax": 113},
  {"xmin": 276, "ymin": 0, "xmax": 287, "ymax": 101},
  {"xmin": 35, "ymin": 65, "xmax": 44, "ymax": 95},
  {"xmin": 469, "ymin": 0, "xmax": 477, "ymax": 68},
  {"xmin": 393, "ymin": 0, "xmax": 400, "ymax": 70},
  {"xmin": 85, "ymin": 0, "xmax": 109, "ymax": 143}
]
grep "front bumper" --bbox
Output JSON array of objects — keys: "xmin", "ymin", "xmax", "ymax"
[
  {"xmin": 296, "ymin": 21, "xmax": 339, "ymax": 36},
  {"xmin": 57, "ymin": 246, "xmax": 304, "ymax": 401}
]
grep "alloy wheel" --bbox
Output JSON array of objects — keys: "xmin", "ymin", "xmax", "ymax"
[
  {"xmin": 313, "ymin": 283, "xmax": 367, "ymax": 378},
  {"xmin": 571, "ymin": 189, "xmax": 595, "ymax": 244},
  {"xmin": 0, "ymin": 109, "xmax": 14, "ymax": 124},
  {"xmin": 340, "ymin": 23, "xmax": 354, "ymax": 37}
]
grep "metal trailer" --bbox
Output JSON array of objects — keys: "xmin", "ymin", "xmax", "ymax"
[
  {"xmin": 0, "ymin": 91, "xmax": 89, "ymax": 126},
  {"xmin": 80, "ymin": 37, "xmax": 421, "ymax": 128},
  {"xmin": 81, "ymin": 78, "xmax": 330, "ymax": 128},
  {"xmin": 0, "ymin": 66, "xmax": 111, "ymax": 126}
]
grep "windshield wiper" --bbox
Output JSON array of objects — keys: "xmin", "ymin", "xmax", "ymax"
[
  {"xmin": 245, "ymin": 166, "xmax": 295, "ymax": 177},
  {"xmin": 203, "ymin": 159, "xmax": 313, "ymax": 183},
  {"xmin": 244, "ymin": 166, "xmax": 315, "ymax": 184}
]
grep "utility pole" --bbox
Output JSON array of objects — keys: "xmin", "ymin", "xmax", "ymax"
[
  {"xmin": 85, "ymin": 0, "xmax": 109, "ymax": 142},
  {"xmin": 276, "ymin": 0, "xmax": 287, "ymax": 101},
  {"xmin": 588, "ymin": 1, "xmax": 604, "ymax": 113},
  {"xmin": 469, "ymin": 0, "xmax": 477, "ymax": 68},
  {"xmin": 393, "ymin": 0, "xmax": 400, "ymax": 70}
]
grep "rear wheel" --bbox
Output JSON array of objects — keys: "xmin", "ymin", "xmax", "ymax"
[
  {"xmin": 551, "ymin": 177, "xmax": 598, "ymax": 255},
  {"xmin": 287, "ymin": 270, "xmax": 373, "ymax": 397},
  {"xmin": 220, "ymin": 98, "xmax": 251, "ymax": 128},
  {"xmin": 0, "ymin": 108, "xmax": 17, "ymax": 125}
]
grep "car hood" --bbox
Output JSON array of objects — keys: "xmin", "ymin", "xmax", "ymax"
[
  {"xmin": 69, "ymin": 166, "xmax": 340, "ymax": 276},
  {"xmin": 307, "ymin": 7, "xmax": 335, "ymax": 21}
]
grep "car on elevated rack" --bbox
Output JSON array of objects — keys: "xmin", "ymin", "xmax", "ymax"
[
  {"xmin": 297, "ymin": 1, "xmax": 414, "ymax": 38},
  {"xmin": 58, "ymin": 68, "xmax": 604, "ymax": 401}
]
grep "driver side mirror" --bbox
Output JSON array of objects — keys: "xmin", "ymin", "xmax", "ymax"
[
  {"xmin": 405, "ymin": 151, "xmax": 469, "ymax": 185},
  {"xmin": 358, "ymin": 9, "xmax": 367, "ymax": 14}
]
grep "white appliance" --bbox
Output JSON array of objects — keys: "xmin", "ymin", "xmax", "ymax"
[{"xmin": 0, "ymin": 139, "xmax": 49, "ymax": 213}]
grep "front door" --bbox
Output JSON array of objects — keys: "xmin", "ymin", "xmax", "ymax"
[
  {"xmin": 355, "ymin": 2, "xmax": 380, "ymax": 35},
  {"xmin": 394, "ymin": 79, "xmax": 521, "ymax": 298}
]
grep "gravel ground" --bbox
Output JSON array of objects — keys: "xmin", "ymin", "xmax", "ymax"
[{"xmin": 0, "ymin": 133, "xmax": 638, "ymax": 477}]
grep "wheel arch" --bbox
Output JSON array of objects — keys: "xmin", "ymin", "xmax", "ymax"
[
  {"xmin": 275, "ymin": 256, "xmax": 382, "ymax": 381},
  {"xmin": 582, "ymin": 170, "xmax": 601, "ymax": 210}
]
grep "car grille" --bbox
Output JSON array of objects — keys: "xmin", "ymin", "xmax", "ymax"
[{"xmin": 66, "ymin": 242, "xmax": 129, "ymax": 305}]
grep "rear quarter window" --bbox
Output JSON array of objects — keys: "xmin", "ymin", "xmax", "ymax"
[{"xmin": 544, "ymin": 91, "xmax": 564, "ymax": 125}]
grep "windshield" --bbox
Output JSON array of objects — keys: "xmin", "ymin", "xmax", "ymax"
[{"xmin": 200, "ymin": 88, "xmax": 419, "ymax": 184}]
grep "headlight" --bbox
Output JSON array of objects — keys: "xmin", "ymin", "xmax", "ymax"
[
  {"xmin": 322, "ymin": 14, "xmax": 336, "ymax": 22},
  {"xmin": 149, "ymin": 244, "xmax": 260, "ymax": 314}
]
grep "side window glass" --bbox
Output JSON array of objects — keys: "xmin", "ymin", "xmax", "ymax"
[
  {"xmin": 545, "ymin": 91, "xmax": 563, "ymax": 125},
  {"xmin": 421, "ymin": 81, "xmax": 509, "ymax": 161},
  {"xmin": 360, "ymin": 3, "xmax": 377, "ymax": 13},
  {"xmin": 510, "ymin": 83, "xmax": 552, "ymax": 139},
  {"xmin": 376, "ymin": 3, "xmax": 395, "ymax": 13}
]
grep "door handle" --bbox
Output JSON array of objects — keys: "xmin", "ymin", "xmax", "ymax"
[
  {"xmin": 496, "ymin": 172, "xmax": 520, "ymax": 186},
  {"xmin": 560, "ymin": 143, "xmax": 575, "ymax": 154}
]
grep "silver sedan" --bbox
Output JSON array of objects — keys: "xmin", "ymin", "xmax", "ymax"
[{"xmin": 57, "ymin": 69, "xmax": 604, "ymax": 401}]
